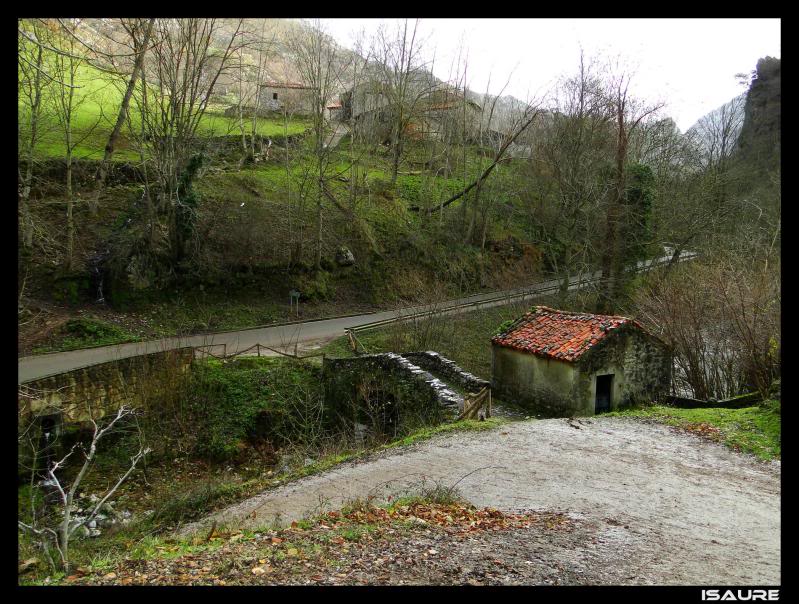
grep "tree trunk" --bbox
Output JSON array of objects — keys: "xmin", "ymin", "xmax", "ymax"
[
  {"xmin": 390, "ymin": 125, "xmax": 402, "ymax": 186},
  {"xmin": 93, "ymin": 18, "xmax": 155, "ymax": 211},
  {"xmin": 598, "ymin": 104, "xmax": 628, "ymax": 314},
  {"xmin": 315, "ymin": 193, "xmax": 323, "ymax": 271},
  {"xmin": 20, "ymin": 43, "xmax": 44, "ymax": 250},
  {"xmin": 65, "ymin": 154, "xmax": 74, "ymax": 271}
]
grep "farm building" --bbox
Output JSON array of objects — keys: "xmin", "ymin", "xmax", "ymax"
[
  {"xmin": 343, "ymin": 80, "xmax": 482, "ymax": 143},
  {"xmin": 258, "ymin": 81, "xmax": 318, "ymax": 115},
  {"xmin": 491, "ymin": 306, "xmax": 671, "ymax": 417},
  {"xmin": 326, "ymin": 100, "xmax": 344, "ymax": 121}
]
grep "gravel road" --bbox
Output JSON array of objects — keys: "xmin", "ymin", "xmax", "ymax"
[{"xmin": 179, "ymin": 416, "xmax": 780, "ymax": 585}]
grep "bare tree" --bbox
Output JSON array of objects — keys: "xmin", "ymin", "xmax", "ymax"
[
  {"xmin": 50, "ymin": 18, "xmax": 106, "ymax": 271},
  {"xmin": 634, "ymin": 244, "xmax": 779, "ymax": 401},
  {"xmin": 688, "ymin": 94, "xmax": 745, "ymax": 208},
  {"xmin": 525, "ymin": 54, "xmax": 614, "ymax": 302},
  {"xmin": 288, "ymin": 19, "xmax": 350, "ymax": 270},
  {"xmin": 92, "ymin": 18, "xmax": 156, "ymax": 207},
  {"xmin": 371, "ymin": 19, "xmax": 435, "ymax": 185},
  {"xmin": 596, "ymin": 63, "xmax": 664, "ymax": 313},
  {"xmin": 424, "ymin": 99, "xmax": 541, "ymax": 215},
  {"xmin": 18, "ymin": 405, "xmax": 150, "ymax": 574},
  {"xmin": 248, "ymin": 21, "xmax": 277, "ymax": 158},
  {"xmin": 132, "ymin": 18, "xmax": 245, "ymax": 265},
  {"xmin": 18, "ymin": 19, "xmax": 55, "ymax": 251}
]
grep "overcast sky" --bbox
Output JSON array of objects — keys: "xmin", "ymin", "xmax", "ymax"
[{"xmin": 316, "ymin": 18, "xmax": 780, "ymax": 132}]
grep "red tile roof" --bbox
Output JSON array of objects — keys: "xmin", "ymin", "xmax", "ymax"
[{"xmin": 491, "ymin": 306, "xmax": 647, "ymax": 362}]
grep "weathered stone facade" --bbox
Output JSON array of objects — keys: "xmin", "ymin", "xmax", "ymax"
[
  {"xmin": 492, "ymin": 322, "xmax": 671, "ymax": 417},
  {"xmin": 18, "ymin": 348, "xmax": 194, "ymax": 479},
  {"xmin": 258, "ymin": 83, "xmax": 317, "ymax": 115},
  {"xmin": 18, "ymin": 348, "xmax": 195, "ymax": 424},
  {"xmin": 321, "ymin": 353, "xmax": 466, "ymax": 437}
]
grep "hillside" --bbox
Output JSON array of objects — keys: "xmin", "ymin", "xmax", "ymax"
[{"xmin": 18, "ymin": 19, "xmax": 779, "ymax": 362}]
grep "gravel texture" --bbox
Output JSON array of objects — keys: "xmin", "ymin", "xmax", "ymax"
[{"xmin": 179, "ymin": 416, "xmax": 780, "ymax": 585}]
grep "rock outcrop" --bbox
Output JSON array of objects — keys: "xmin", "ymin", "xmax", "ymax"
[{"xmin": 737, "ymin": 56, "xmax": 781, "ymax": 172}]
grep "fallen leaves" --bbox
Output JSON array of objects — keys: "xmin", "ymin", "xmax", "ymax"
[
  {"xmin": 67, "ymin": 501, "xmax": 571, "ymax": 587},
  {"xmin": 675, "ymin": 422, "xmax": 725, "ymax": 442}
]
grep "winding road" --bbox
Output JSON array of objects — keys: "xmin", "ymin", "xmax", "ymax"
[{"xmin": 18, "ymin": 254, "xmax": 694, "ymax": 384}]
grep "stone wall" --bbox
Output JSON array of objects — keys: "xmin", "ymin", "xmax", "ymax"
[
  {"xmin": 491, "ymin": 346, "xmax": 580, "ymax": 416},
  {"xmin": 616, "ymin": 331, "xmax": 673, "ymax": 405},
  {"xmin": 400, "ymin": 351, "xmax": 489, "ymax": 393},
  {"xmin": 18, "ymin": 348, "xmax": 194, "ymax": 479},
  {"xmin": 322, "ymin": 353, "xmax": 463, "ymax": 435},
  {"xmin": 18, "ymin": 348, "xmax": 195, "ymax": 425}
]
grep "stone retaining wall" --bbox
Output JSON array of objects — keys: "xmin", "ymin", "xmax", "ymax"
[
  {"xmin": 18, "ymin": 348, "xmax": 195, "ymax": 479},
  {"xmin": 18, "ymin": 348, "xmax": 195, "ymax": 424}
]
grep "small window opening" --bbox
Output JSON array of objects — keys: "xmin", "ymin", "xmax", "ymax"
[{"xmin": 273, "ymin": 92, "xmax": 278, "ymax": 100}]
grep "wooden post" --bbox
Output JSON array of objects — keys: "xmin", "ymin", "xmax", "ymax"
[
  {"xmin": 257, "ymin": 343, "xmax": 261, "ymax": 357},
  {"xmin": 487, "ymin": 389, "xmax": 492, "ymax": 418}
]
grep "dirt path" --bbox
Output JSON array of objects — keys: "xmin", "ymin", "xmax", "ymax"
[{"xmin": 180, "ymin": 417, "xmax": 780, "ymax": 585}]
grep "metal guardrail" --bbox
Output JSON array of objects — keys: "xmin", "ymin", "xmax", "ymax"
[{"xmin": 348, "ymin": 253, "xmax": 697, "ymax": 336}]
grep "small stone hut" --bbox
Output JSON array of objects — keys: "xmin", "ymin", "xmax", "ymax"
[
  {"xmin": 326, "ymin": 100, "xmax": 344, "ymax": 122},
  {"xmin": 491, "ymin": 306, "xmax": 671, "ymax": 416},
  {"xmin": 258, "ymin": 81, "xmax": 318, "ymax": 115}
]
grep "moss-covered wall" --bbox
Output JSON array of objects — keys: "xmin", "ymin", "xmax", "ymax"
[
  {"xmin": 491, "ymin": 346, "xmax": 580, "ymax": 415},
  {"xmin": 322, "ymin": 353, "xmax": 460, "ymax": 436},
  {"xmin": 18, "ymin": 348, "xmax": 195, "ymax": 478},
  {"xmin": 18, "ymin": 348, "xmax": 195, "ymax": 424}
]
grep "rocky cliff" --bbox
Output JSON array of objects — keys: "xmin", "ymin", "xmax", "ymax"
[{"xmin": 736, "ymin": 56, "xmax": 781, "ymax": 172}]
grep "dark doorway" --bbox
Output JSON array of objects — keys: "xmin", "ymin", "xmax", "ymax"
[{"xmin": 595, "ymin": 374, "xmax": 614, "ymax": 413}]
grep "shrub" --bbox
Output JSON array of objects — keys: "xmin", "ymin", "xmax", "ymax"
[
  {"xmin": 296, "ymin": 271, "xmax": 333, "ymax": 302},
  {"xmin": 634, "ymin": 252, "xmax": 780, "ymax": 400},
  {"xmin": 186, "ymin": 358, "xmax": 322, "ymax": 462},
  {"xmin": 493, "ymin": 319, "xmax": 516, "ymax": 337},
  {"xmin": 52, "ymin": 275, "xmax": 90, "ymax": 305},
  {"xmin": 35, "ymin": 318, "xmax": 140, "ymax": 353}
]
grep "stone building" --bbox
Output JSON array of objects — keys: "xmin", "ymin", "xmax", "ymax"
[
  {"xmin": 326, "ymin": 100, "xmax": 344, "ymax": 122},
  {"xmin": 491, "ymin": 306, "xmax": 671, "ymax": 416},
  {"xmin": 343, "ymin": 80, "xmax": 481, "ymax": 143},
  {"xmin": 258, "ymin": 81, "xmax": 318, "ymax": 115}
]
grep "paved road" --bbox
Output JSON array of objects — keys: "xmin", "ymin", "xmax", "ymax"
[
  {"xmin": 18, "ymin": 254, "xmax": 693, "ymax": 383},
  {"xmin": 179, "ymin": 417, "xmax": 780, "ymax": 585}
]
